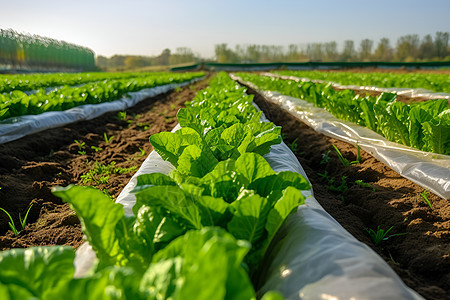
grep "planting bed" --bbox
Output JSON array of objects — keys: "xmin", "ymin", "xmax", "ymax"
[
  {"xmin": 244, "ymin": 84, "xmax": 450, "ymax": 300},
  {"xmin": 0, "ymin": 77, "xmax": 211, "ymax": 250}
]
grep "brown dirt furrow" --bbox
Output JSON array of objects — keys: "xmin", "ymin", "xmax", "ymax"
[{"xmin": 0, "ymin": 77, "xmax": 211, "ymax": 251}]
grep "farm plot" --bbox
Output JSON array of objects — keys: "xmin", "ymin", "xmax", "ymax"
[
  {"xmin": 0, "ymin": 72, "xmax": 308, "ymax": 299},
  {"xmin": 236, "ymin": 77, "xmax": 450, "ymax": 300},
  {"xmin": 0, "ymin": 70, "xmax": 448, "ymax": 299},
  {"xmin": 0, "ymin": 77, "xmax": 211, "ymax": 250},
  {"xmin": 274, "ymin": 70, "xmax": 450, "ymax": 93},
  {"xmin": 0, "ymin": 72, "xmax": 204, "ymax": 122}
]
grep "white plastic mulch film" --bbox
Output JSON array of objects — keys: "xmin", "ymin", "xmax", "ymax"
[
  {"xmin": 0, "ymin": 77, "xmax": 203, "ymax": 144},
  {"xmin": 74, "ymin": 104, "xmax": 423, "ymax": 299},
  {"xmin": 231, "ymin": 74, "xmax": 450, "ymax": 200}
]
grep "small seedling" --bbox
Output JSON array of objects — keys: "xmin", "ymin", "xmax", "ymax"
[
  {"xmin": 74, "ymin": 140, "xmax": 86, "ymax": 150},
  {"xmin": 389, "ymin": 252, "xmax": 400, "ymax": 265},
  {"xmin": 137, "ymin": 123, "xmax": 150, "ymax": 131},
  {"xmin": 317, "ymin": 170, "xmax": 331, "ymax": 181},
  {"xmin": 170, "ymin": 104, "xmax": 176, "ymax": 110},
  {"xmin": 81, "ymin": 161, "xmax": 137, "ymax": 186},
  {"xmin": 355, "ymin": 179, "xmax": 375, "ymax": 191},
  {"xmin": 365, "ymin": 226, "xmax": 406, "ymax": 246},
  {"xmin": 419, "ymin": 190, "xmax": 433, "ymax": 210},
  {"xmin": 332, "ymin": 144, "xmax": 361, "ymax": 167},
  {"xmin": 0, "ymin": 207, "xmax": 19, "ymax": 235},
  {"xmin": 355, "ymin": 144, "xmax": 361, "ymax": 162},
  {"xmin": 117, "ymin": 111, "xmax": 127, "ymax": 120},
  {"xmin": 320, "ymin": 150, "xmax": 331, "ymax": 165},
  {"xmin": 19, "ymin": 204, "xmax": 33, "ymax": 231},
  {"xmin": 329, "ymin": 176, "xmax": 348, "ymax": 193},
  {"xmin": 91, "ymin": 146, "xmax": 103, "ymax": 152},
  {"xmin": 288, "ymin": 138, "xmax": 299, "ymax": 153},
  {"xmin": 78, "ymin": 150, "xmax": 86, "ymax": 155},
  {"xmin": 0, "ymin": 204, "xmax": 33, "ymax": 236},
  {"xmin": 164, "ymin": 116, "xmax": 175, "ymax": 123},
  {"xmin": 139, "ymin": 147, "xmax": 146, "ymax": 157},
  {"xmin": 174, "ymin": 86, "xmax": 182, "ymax": 93},
  {"xmin": 159, "ymin": 109, "xmax": 169, "ymax": 116},
  {"xmin": 103, "ymin": 133, "xmax": 114, "ymax": 144}
]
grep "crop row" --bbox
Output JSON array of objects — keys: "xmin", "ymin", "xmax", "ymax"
[
  {"xmin": 0, "ymin": 72, "xmax": 310, "ymax": 299},
  {"xmin": 275, "ymin": 70, "xmax": 450, "ymax": 94},
  {"xmin": 236, "ymin": 73, "xmax": 449, "ymax": 155},
  {"xmin": 0, "ymin": 72, "xmax": 205, "ymax": 121},
  {"xmin": 0, "ymin": 72, "xmax": 178, "ymax": 94}
]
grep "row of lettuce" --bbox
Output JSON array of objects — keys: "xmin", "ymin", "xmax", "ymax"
[
  {"xmin": 275, "ymin": 70, "xmax": 450, "ymax": 94},
  {"xmin": 236, "ymin": 73, "xmax": 449, "ymax": 155},
  {"xmin": 0, "ymin": 72, "xmax": 205, "ymax": 122},
  {"xmin": 0, "ymin": 72, "xmax": 310, "ymax": 299},
  {"xmin": 0, "ymin": 71, "xmax": 174, "ymax": 94}
]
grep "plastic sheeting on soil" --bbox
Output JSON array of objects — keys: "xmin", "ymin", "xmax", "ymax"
[
  {"xmin": 264, "ymin": 72, "xmax": 450, "ymax": 101},
  {"xmin": 231, "ymin": 74, "xmax": 450, "ymax": 200},
  {"xmin": 74, "ymin": 103, "xmax": 423, "ymax": 299},
  {"xmin": 0, "ymin": 77, "xmax": 203, "ymax": 144}
]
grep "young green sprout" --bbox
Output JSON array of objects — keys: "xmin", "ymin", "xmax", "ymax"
[
  {"xmin": 117, "ymin": 111, "xmax": 127, "ymax": 120},
  {"xmin": 320, "ymin": 150, "xmax": 331, "ymax": 164},
  {"xmin": 355, "ymin": 179, "xmax": 375, "ymax": 191},
  {"xmin": 419, "ymin": 190, "xmax": 433, "ymax": 210},
  {"xmin": 0, "ymin": 204, "xmax": 33, "ymax": 236},
  {"xmin": 74, "ymin": 140, "xmax": 86, "ymax": 150},
  {"xmin": 103, "ymin": 132, "xmax": 114, "ymax": 144},
  {"xmin": 329, "ymin": 176, "xmax": 348, "ymax": 193},
  {"xmin": 91, "ymin": 146, "xmax": 103, "ymax": 152},
  {"xmin": 365, "ymin": 226, "xmax": 406, "ymax": 246},
  {"xmin": 288, "ymin": 138, "xmax": 299, "ymax": 153},
  {"xmin": 332, "ymin": 144, "xmax": 361, "ymax": 167}
]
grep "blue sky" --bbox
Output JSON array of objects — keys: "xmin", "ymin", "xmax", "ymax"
[{"xmin": 0, "ymin": 0, "xmax": 449, "ymax": 58}]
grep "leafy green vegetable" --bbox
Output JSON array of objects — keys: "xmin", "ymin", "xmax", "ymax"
[
  {"xmin": 237, "ymin": 72, "xmax": 449, "ymax": 155},
  {"xmin": 275, "ymin": 70, "xmax": 450, "ymax": 94},
  {"xmin": 0, "ymin": 246, "xmax": 75, "ymax": 298},
  {"xmin": 0, "ymin": 72, "xmax": 205, "ymax": 121},
  {"xmin": 0, "ymin": 72, "xmax": 298, "ymax": 300}
]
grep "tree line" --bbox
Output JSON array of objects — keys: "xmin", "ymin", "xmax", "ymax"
[
  {"xmin": 215, "ymin": 32, "xmax": 450, "ymax": 63},
  {"xmin": 95, "ymin": 32, "xmax": 449, "ymax": 70},
  {"xmin": 96, "ymin": 47, "xmax": 198, "ymax": 70}
]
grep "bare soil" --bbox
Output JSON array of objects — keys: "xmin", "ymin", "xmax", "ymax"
[
  {"xmin": 0, "ymin": 77, "xmax": 211, "ymax": 250},
  {"xmin": 247, "ymin": 85, "xmax": 450, "ymax": 300}
]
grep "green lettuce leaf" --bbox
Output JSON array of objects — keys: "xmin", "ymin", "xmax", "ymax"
[
  {"xmin": 0, "ymin": 246, "xmax": 74, "ymax": 298},
  {"xmin": 53, "ymin": 185, "xmax": 128, "ymax": 267}
]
